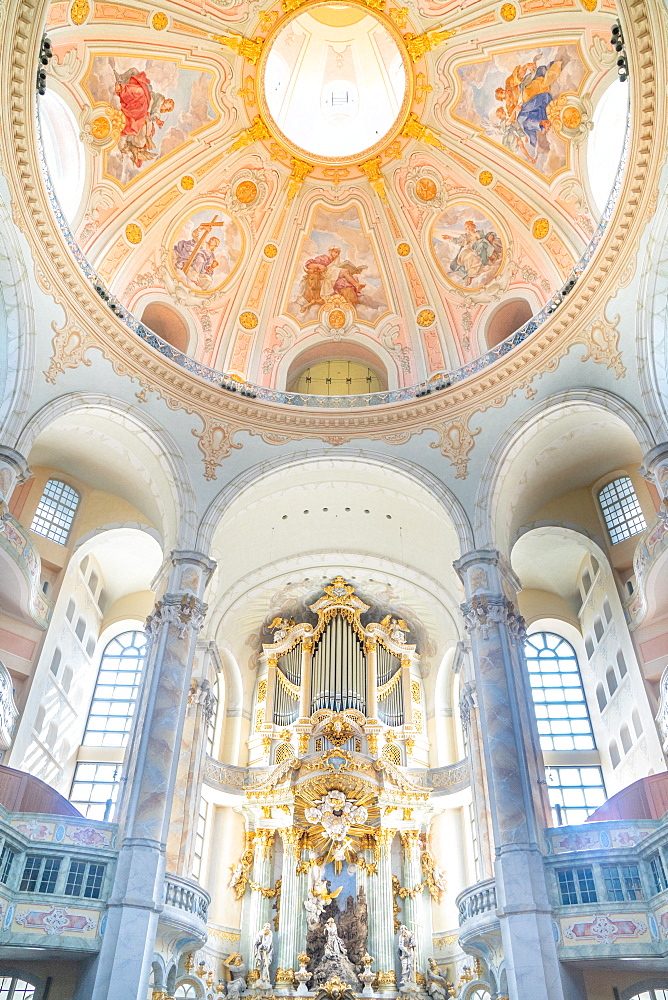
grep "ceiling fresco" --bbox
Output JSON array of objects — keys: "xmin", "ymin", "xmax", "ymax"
[{"xmin": 42, "ymin": 0, "xmax": 625, "ymax": 392}]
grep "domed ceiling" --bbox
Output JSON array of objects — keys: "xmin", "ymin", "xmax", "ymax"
[{"xmin": 41, "ymin": 0, "xmax": 626, "ymax": 396}]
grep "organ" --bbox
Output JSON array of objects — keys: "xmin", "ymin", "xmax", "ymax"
[{"xmin": 248, "ymin": 577, "xmax": 427, "ymax": 767}]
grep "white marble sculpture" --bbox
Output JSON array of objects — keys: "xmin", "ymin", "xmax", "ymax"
[
  {"xmin": 253, "ymin": 922, "xmax": 274, "ymax": 986},
  {"xmin": 398, "ymin": 924, "xmax": 417, "ymax": 987},
  {"xmin": 324, "ymin": 917, "xmax": 348, "ymax": 958}
]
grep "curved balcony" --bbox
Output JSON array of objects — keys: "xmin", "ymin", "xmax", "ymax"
[
  {"xmin": 456, "ymin": 878, "xmax": 501, "ymax": 955},
  {"xmin": 0, "ymin": 511, "xmax": 52, "ymax": 628},
  {"xmin": 159, "ymin": 873, "xmax": 211, "ymax": 949}
]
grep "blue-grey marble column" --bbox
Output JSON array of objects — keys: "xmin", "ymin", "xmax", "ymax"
[
  {"xmin": 400, "ymin": 830, "xmax": 425, "ymax": 978},
  {"xmin": 455, "ymin": 550, "xmax": 582, "ymax": 1000},
  {"xmin": 368, "ymin": 829, "xmax": 397, "ymax": 993},
  {"xmin": 79, "ymin": 551, "xmax": 215, "ymax": 1000}
]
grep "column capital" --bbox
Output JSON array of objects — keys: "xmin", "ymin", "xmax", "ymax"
[
  {"xmin": 640, "ymin": 442, "xmax": 668, "ymax": 499},
  {"xmin": 0, "ymin": 446, "xmax": 31, "ymax": 504},
  {"xmin": 145, "ymin": 593, "xmax": 207, "ymax": 639},
  {"xmin": 461, "ymin": 594, "xmax": 526, "ymax": 643},
  {"xmin": 453, "ymin": 549, "xmax": 522, "ymax": 601}
]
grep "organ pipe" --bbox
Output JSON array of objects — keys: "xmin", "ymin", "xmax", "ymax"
[{"xmin": 309, "ymin": 614, "xmax": 366, "ymax": 715}]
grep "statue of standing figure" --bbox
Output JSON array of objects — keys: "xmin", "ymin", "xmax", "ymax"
[
  {"xmin": 324, "ymin": 917, "xmax": 348, "ymax": 958},
  {"xmin": 253, "ymin": 922, "xmax": 274, "ymax": 986},
  {"xmin": 398, "ymin": 925, "xmax": 417, "ymax": 986}
]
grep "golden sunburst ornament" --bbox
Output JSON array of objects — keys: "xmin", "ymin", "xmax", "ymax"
[
  {"xmin": 125, "ymin": 223, "xmax": 143, "ymax": 245},
  {"xmin": 417, "ymin": 308, "xmax": 436, "ymax": 327},
  {"xmin": 532, "ymin": 218, "xmax": 550, "ymax": 239}
]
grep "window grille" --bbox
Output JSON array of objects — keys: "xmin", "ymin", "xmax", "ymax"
[
  {"xmin": 525, "ymin": 632, "xmax": 595, "ymax": 751},
  {"xmin": 0, "ymin": 978, "xmax": 36, "ymax": 1000},
  {"xmin": 64, "ymin": 860, "xmax": 105, "ymax": 899},
  {"xmin": 0, "ymin": 843, "xmax": 14, "ymax": 884},
  {"xmin": 557, "ymin": 866, "xmax": 597, "ymax": 905},
  {"xmin": 649, "ymin": 853, "xmax": 668, "ymax": 894},
  {"xmin": 70, "ymin": 761, "xmax": 122, "ymax": 821},
  {"xmin": 545, "ymin": 765, "xmax": 606, "ymax": 825},
  {"xmin": 602, "ymin": 863, "xmax": 643, "ymax": 901},
  {"xmin": 19, "ymin": 855, "xmax": 61, "ymax": 893},
  {"xmin": 82, "ymin": 630, "xmax": 147, "ymax": 748},
  {"xmin": 30, "ymin": 479, "xmax": 79, "ymax": 545},
  {"xmin": 192, "ymin": 799, "xmax": 208, "ymax": 880},
  {"xmin": 598, "ymin": 477, "xmax": 646, "ymax": 544}
]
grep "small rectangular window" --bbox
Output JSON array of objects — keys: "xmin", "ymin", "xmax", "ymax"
[
  {"xmin": 598, "ymin": 477, "xmax": 647, "ymax": 545},
  {"xmin": 38, "ymin": 857, "xmax": 61, "ymax": 893},
  {"xmin": 649, "ymin": 853, "xmax": 668, "ymax": 894},
  {"xmin": 0, "ymin": 844, "xmax": 14, "ymax": 885},
  {"xmin": 64, "ymin": 860, "xmax": 86, "ymax": 896},
  {"xmin": 602, "ymin": 863, "xmax": 643, "ymax": 901},
  {"xmin": 30, "ymin": 479, "xmax": 79, "ymax": 546},
  {"xmin": 84, "ymin": 863, "xmax": 105, "ymax": 899},
  {"xmin": 19, "ymin": 856, "xmax": 42, "ymax": 892},
  {"xmin": 557, "ymin": 866, "xmax": 597, "ymax": 905}
]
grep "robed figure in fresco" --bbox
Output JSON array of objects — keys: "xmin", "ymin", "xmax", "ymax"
[
  {"xmin": 493, "ymin": 57, "xmax": 563, "ymax": 164},
  {"xmin": 114, "ymin": 67, "xmax": 175, "ymax": 168},
  {"xmin": 442, "ymin": 220, "xmax": 502, "ymax": 287}
]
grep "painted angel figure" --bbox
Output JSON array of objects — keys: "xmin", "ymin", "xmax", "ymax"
[
  {"xmin": 304, "ymin": 861, "xmax": 342, "ymax": 928},
  {"xmin": 398, "ymin": 925, "xmax": 416, "ymax": 986},
  {"xmin": 268, "ymin": 616, "xmax": 296, "ymax": 643},
  {"xmin": 113, "ymin": 66, "xmax": 174, "ymax": 169},
  {"xmin": 253, "ymin": 922, "xmax": 274, "ymax": 985}
]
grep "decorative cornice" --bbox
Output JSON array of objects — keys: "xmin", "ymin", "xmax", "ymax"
[{"xmin": 0, "ymin": 0, "xmax": 665, "ymax": 477}]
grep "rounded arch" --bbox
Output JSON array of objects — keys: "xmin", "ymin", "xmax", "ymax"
[
  {"xmin": 15, "ymin": 393, "xmax": 197, "ymax": 551},
  {"xmin": 484, "ymin": 297, "xmax": 534, "ymax": 350},
  {"xmin": 285, "ymin": 341, "xmax": 389, "ymax": 393},
  {"xmin": 196, "ymin": 449, "xmax": 474, "ymax": 555},
  {"xmin": 474, "ymin": 389, "xmax": 656, "ymax": 554},
  {"xmin": 140, "ymin": 300, "xmax": 192, "ymax": 354},
  {"xmin": 275, "ymin": 331, "xmax": 398, "ymax": 391}
]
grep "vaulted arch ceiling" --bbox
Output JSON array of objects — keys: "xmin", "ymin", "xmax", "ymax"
[{"xmin": 42, "ymin": 0, "xmax": 625, "ymax": 390}]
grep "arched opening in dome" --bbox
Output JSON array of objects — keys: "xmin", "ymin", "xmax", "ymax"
[
  {"xmin": 587, "ymin": 78, "xmax": 628, "ymax": 216},
  {"xmin": 141, "ymin": 302, "xmax": 190, "ymax": 353},
  {"xmin": 485, "ymin": 298, "xmax": 534, "ymax": 350},
  {"xmin": 286, "ymin": 343, "xmax": 388, "ymax": 394},
  {"xmin": 39, "ymin": 89, "xmax": 85, "ymax": 225}
]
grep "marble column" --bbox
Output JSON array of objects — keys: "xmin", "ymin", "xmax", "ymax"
[
  {"xmin": 400, "ymin": 831, "xmax": 424, "ymax": 978},
  {"xmin": 276, "ymin": 827, "xmax": 302, "ymax": 986},
  {"xmin": 460, "ymin": 680, "xmax": 494, "ymax": 880},
  {"xmin": 368, "ymin": 829, "xmax": 397, "ymax": 993},
  {"xmin": 454, "ymin": 550, "xmax": 581, "ymax": 1000},
  {"xmin": 81, "ymin": 551, "xmax": 216, "ymax": 1000},
  {"xmin": 242, "ymin": 829, "xmax": 275, "ymax": 978}
]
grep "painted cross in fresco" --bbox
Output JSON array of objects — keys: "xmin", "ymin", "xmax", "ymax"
[{"xmin": 172, "ymin": 215, "xmax": 227, "ymax": 290}]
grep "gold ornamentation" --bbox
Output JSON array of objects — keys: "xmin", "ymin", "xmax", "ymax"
[
  {"xmin": 479, "ymin": 170, "xmax": 493, "ymax": 186},
  {"xmin": 236, "ymin": 179, "xmax": 258, "ymax": 204},
  {"xmin": 276, "ymin": 969, "xmax": 296, "ymax": 986},
  {"xmin": 367, "ymin": 733, "xmax": 378, "ymax": 756},
  {"xmin": 414, "ymin": 72, "xmax": 433, "ymax": 104},
  {"xmin": 264, "ymin": 243, "xmax": 278, "ymax": 259},
  {"xmin": 397, "ymin": 242, "xmax": 411, "ymax": 257},
  {"xmin": 415, "ymin": 177, "xmax": 437, "ymax": 201},
  {"xmin": 562, "ymin": 105, "xmax": 583, "ymax": 129},
  {"xmin": 500, "ymin": 2, "xmax": 516, "ymax": 18},
  {"xmin": 262, "ymin": 805, "xmax": 272, "ymax": 819},
  {"xmin": 359, "ymin": 157, "xmax": 386, "ymax": 200},
  {"xmin": 328, "ymin": 309, "xmax": 346, "ymax": 330},
  {"xmin": 255, "ymin": 707, "xmax": 265, "ymax": 731},
  {"xmin": 229, "ymin": 115, "xmax": 271, "ymax": 152},
  {"xmin": 404, "ymin": 27, "xmax": 456, "ymax": 63},
  {"xmin": 298, "ymin": 731, "xmax": 310, "ymax": 754},
  {"xmin": 421, "ymin": 849, "xmax": 446, "ymax": 902},
  {"xmin": 184, "ymin": 954, "xmax": 195, "ymax": 973},
  {"xmin": 287, "ymin": 158, "xmax": 314, "ymax": 200},
  {"xmin": 375, "ymin": 970, "xmax": 397, "ymax": 987},
  {"xmin": 44, "ymin": 320, "xmax": 93, "ymax": 384},
  {"xmin": 70, "ymin": 0, "xmax": 89, "ymax": 23},
  {"xmin": 579, "ymin": 315, "xmax": 626, "ymax": 378},
  {"xmin": 401, "ymin": 113, "xmax": 445, "ymax": 149},
  {"xmin": 259, "ymin": 8, "xmax": 280, "ymax": 28},
  {"xmin": 579, "ymin": 0, "xmax": 596, "ymax": 8},
  {"xmin": 411, "ymin": 680, "xmax": 421, "ymax": 703},
  {"xmin": 246, "ymin": 970, "xmax": 260, "ymax": 986},
  {"xmin": 125, "ymin": 223, "xmax": 143, "ymax": 244},
  {"xmin": 152, "ymin": 11, "xmax": 169, "ymax": 29},
  {"xmin": 91, "ymin": 116, "xmax": 111, "ymax": 140},
  {"xmin": 315, "ymin": 977, "xmax": 357, "ymax": 1000},
  {"xmin": 405, "ymin": 737, "xmax": 415, "ymax": 753},
  {"xmin": 414, "ymin": 708, "xmax": 423, "ymax": 732},
  {"xmin": 322, "ymin": 714, "xmax": 355, "ymax": 746},
  {"xmin": 240, "ymin": 311, "xmax": 259, "ymax": 329},
  {"xmin": 429, "ymin": 416, "xmax": 481, "ymax": 480},
  {"xmin": 258, "ymin": 679, "xmax": 267, "ymax": 702},
  {"xmin": 238, "ymin": 76, "xmax": 256, "ymax": 104},
  {"xmin": 180, "ymin": 175, "xmax": 195, "ymax": 190},
  {"xmin": 417, "ymin": 309, "xmax": 436, "ymax": 327},
  {"xmin": 389, "ymin": 5, "xmax": 408, "ymax": 26},
  {"xmin": 532, "ymin": 217, "xmax": 550, "ymax": 239},
  {"xmin": 214, "ymin": 33, "xmax": 264, "ymax": 64},
  {"xmin": 261, "ymin": 734, "xmax": 272, "ymax": 753}
]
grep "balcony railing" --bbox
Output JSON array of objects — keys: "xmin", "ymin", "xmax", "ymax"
[
  {"xmin": 456, "ymin": 878, "xmax": 497, "ymax": 925},
  {"xmin": 0, "ymin": 511, "xmax": 53, "ymax": 628},
  {"xmin": 164, "ymin": 873, "xmax": 210, "ymax": 923}
]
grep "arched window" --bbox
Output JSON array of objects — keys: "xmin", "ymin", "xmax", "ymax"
[
  {"xmin": 0, "ymin": 978, "xmax": 36, "ymax": 999},
  {"xmin": 69, "ymin": 630, "xmax": 147, "ymax": 820},
  {"xmin": 174, "ymin": 983, "xmax": 200, "ymax": 998},
  {"xmin": 524, "ymin": 632, "xmax": 595, "ymax": 751},
  {"xmin": 617, "ymin": 650, "xmax": 628, "ymax": 678},
  {"xmin": 610, "ymin": 739, "xmax": 621, "ymax": 768},
  {"xmin": 596, "ymin": 683, "xmax": 607, "ymax": 712},
  {"xmin": 30, "ymin": 479, "xmax": 80, "ymax": 545},
  {"xmin": 594, "ymin": 617, "xmax": 604, "ymax": 642},
  {"xmin": 606, "ymin": 666, "xmax": 618, "ymax": 697},
  {"xmin": 598, "ymin": 477, "xmax": 646, "ymax": 544},
  {"xmin": 627, "ymin": 991, "xmax": 668, "ymax": 1000},
  {"xmin": 620, "ymin": 724, "xmax": 632, "ymax": 754},
  {"xmin": 632, "ymin": 708, "xmax": 643, "ymax": 738}
]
